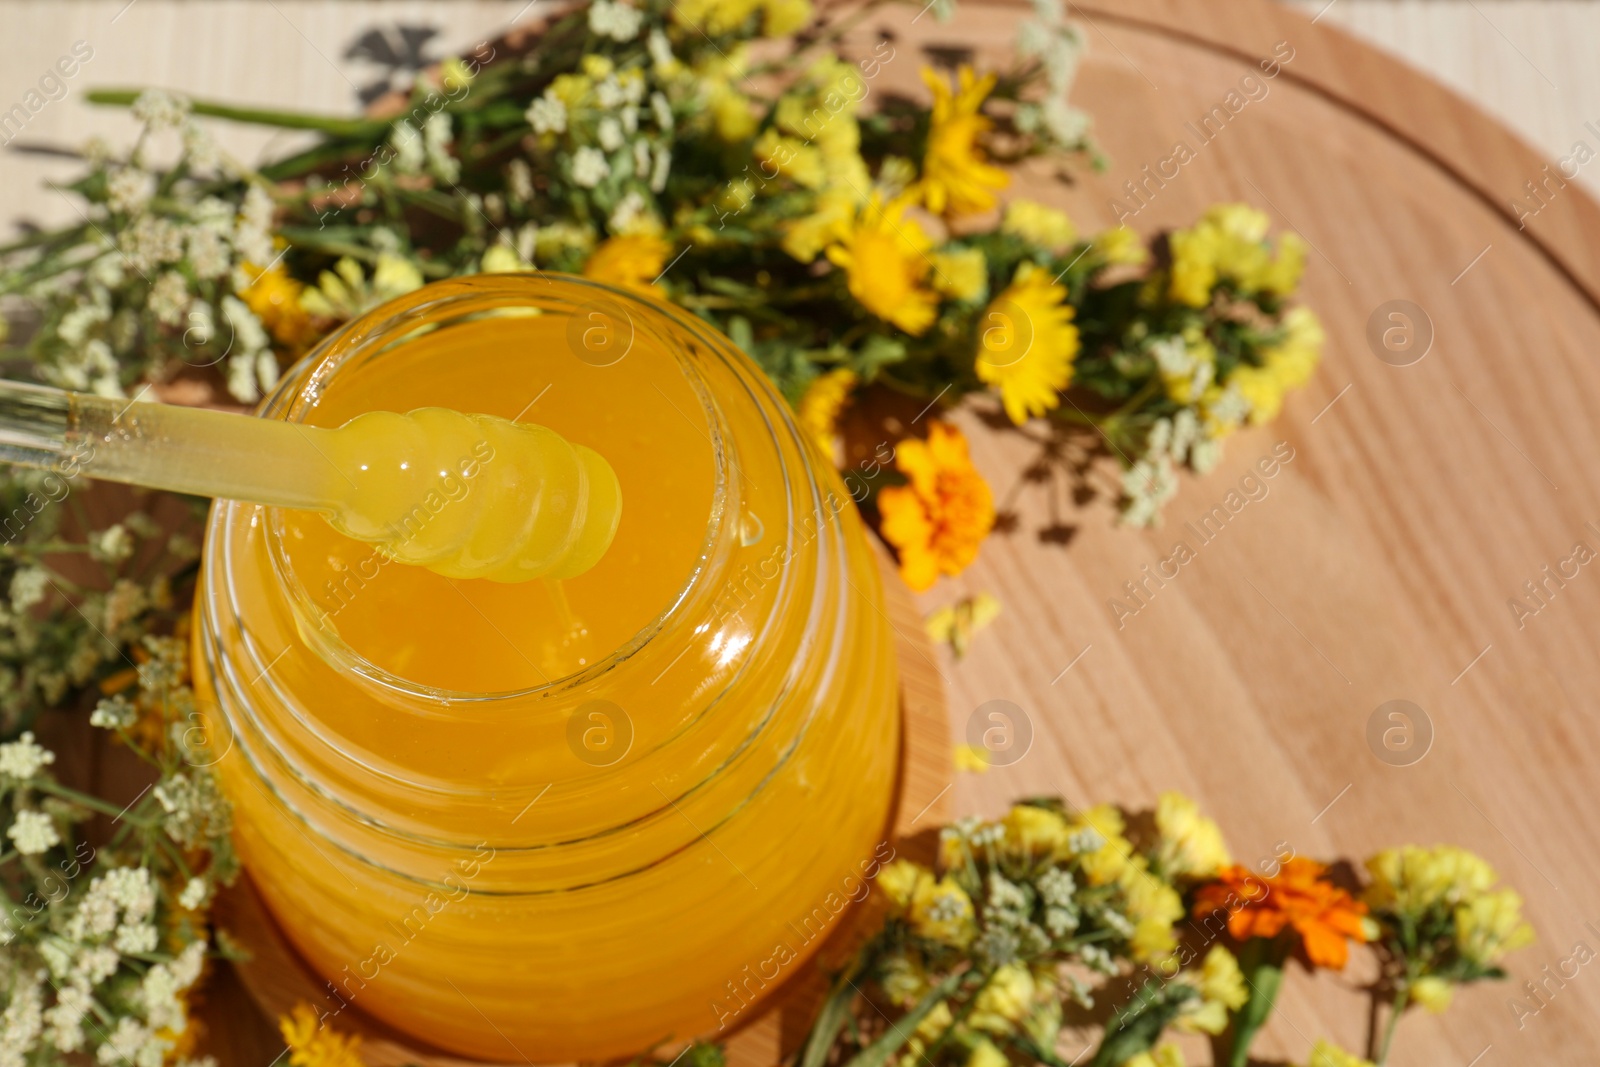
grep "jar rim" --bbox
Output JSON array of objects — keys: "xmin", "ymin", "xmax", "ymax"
[{"xmin": 256, "ymin": 274, "xmax": 736, "ymax": 708}]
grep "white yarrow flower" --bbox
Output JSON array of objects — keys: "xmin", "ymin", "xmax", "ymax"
[
  {"xmin": 526, "ymin": 92, "xmax": 567, "ymax": 135},
  {"xmin": 106, "ymin": 167, "xmax": 155, "ymax": 215},
  {"xmin": 0, "ymin": 731, "xmax": 55, "ymax": 779},
  {"xmin": 589, "ymin": 0, "xmax": 643, "ymax": 41},
  {"xmin": 390, "ymin": 119, "xmax": 425, "ymax": 174},
  {"xmin": 571, "ymin": 147, "xmax": 609, "ymax": 188},
  {"xmin": 8, "ymin": 810, "xmax": 60, "ymax": 855},
  {"xmin": 9, "ymin": 568, "xmax": 49, "ymax": 614},
  {"xmin": 131, "ymin": 89, "xmax": 191, "ymax": 132},
  {"xmin": 597, "ymin": 117, "xmax": 624, "ymax": 152},
  {"xmin": 178, "ymin": 876, "xmax": 209, "ymax": 911}
]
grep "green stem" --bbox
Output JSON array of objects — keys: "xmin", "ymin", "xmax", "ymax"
[
  {"xmin": 86, "ymin": 89, "xmax": 389, "ymax": 139},
  {"xmin": 32, "ymin": 780, "xmax": 149, "ymax": 823},
  {"xmin": 1220, "ymin": 937, "xmax": 1287, "ymax": 1067},
  {"xmin": 1374, "ymin": 983, "xmax": 1409, "ymax": 1066}
]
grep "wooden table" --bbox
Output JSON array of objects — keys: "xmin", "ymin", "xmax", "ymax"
[{"xmin": 16, "ymin": 1, "xmax": 1600, "ymax": 1064}]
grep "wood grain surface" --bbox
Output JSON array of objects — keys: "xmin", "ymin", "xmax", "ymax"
[{"xmin": 19, "ymin": 1, "xmax": 1600, "ymax": 1064}]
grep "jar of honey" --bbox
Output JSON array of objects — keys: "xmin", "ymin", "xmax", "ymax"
[{"xmin": 191, "ymin": 275, "xmax": 901, "ymax": 1059}]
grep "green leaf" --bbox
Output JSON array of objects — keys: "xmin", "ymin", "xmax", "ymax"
[{"xmin": 839, "ymin": 970, "xmax": 967, "ymax": 1067}]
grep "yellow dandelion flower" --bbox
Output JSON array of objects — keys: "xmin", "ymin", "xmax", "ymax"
[
  {"xmin": 237, "ymin": 259, "xmax": 316, "ymax": 351},
  {"xmin": 976, "ymin": 264, "xmax": 1078, "ymax": 425},
  {"xmin": 918, "ymin": 65, "xmax": 1009, "ymax": 218},
  {"xmin": 826, "ymin": 193, "xmax": 940, "ymax": 336},
  {"xmin": 1002, "ymin": 199, "xmax": 1075, "ymax": 250},
  {"xmin": 796, "ymin": 367, "xmax": 856, "ymax": 455},
  {"xmin": 910, "ymin": 873, "xmax": 977, "ymax": 947},
  {"xmin": 930, "ymin": 247, "xmax": 988, "ymax": 302},
  {"xmin": 280, "ymin": 1003, "xmax": 365, "ymax": 1067},
  {"xmin": 582, "ymin": 233, "xmax": 672, "ymax": 294}
]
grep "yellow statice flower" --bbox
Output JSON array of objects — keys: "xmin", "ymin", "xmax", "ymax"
[
  {"xmin": 1304, "ymin": 1040, "xmax": 1373, "ymax": 1067},
  {"xmin": 976, "ymin": 264, "xmax": 1078, "ymax": 425},
  {"xmin": 1226, "ymin": 363, "xmax": 1286, "ymax": 425},
  {"xmin": 1168, "ymin": 224, "xmax": 1219, "ymax": 308},
  {"xmin": 1002, "ymin": 199, "xmax": 1075, "ymax": 250},
  {"xmin": 1125, "ymin": 1045, "xmax": 1185, "ymax": 1067},
  {"xmin": 1094, "ymin": 225, "xmax": 1149, "ymax": 267},
  {"xmin": 1068, "ymin": 803, "xmax": 1131, "ymax": 886},
  {"xmin": 953, "ymin": 743, "xmax": 990, "ymax": 773},
  {"xmin": 674, "ymin": 0, "xmax": 764, "ymax": 33},
  {"xmin": 797, "ymin": 367, "xmax": 856, "ymax": 455},
  {"xmin": 754, "ymin": 127, "xmax": 826, "ymax": 189},
  {"xmin": 877, "ymin": 859, "xmax": 930, "ymax": 911},
  {"xmin": 1257, "ymin": 231, "xmax": 1308, "ymax": 295},
  {"xmin": 1002, "ymin": 803, "xmax": 1072, "ymax": 862},
  {"xmin": 909, "ymin": 873, "xmax": 978, "ymax": 948},
  {"xmin": 583, "ymin": 233, "xmax": 672, "ymax": 294},
  {"xmin": 1199, "ymin": 382, "xmax": 1249, "ymax": 440},
  {"xmin": 298, "ymin": 254, "xmax": 424, "ymax": 321},
  {"xmin": 763, "ymin": 0, "xmax": 813, "ymax": 36},
  {"xmin": 1119, "ymin": 857, "xmax": 1184, "ymax": 963},
  {"xmin": 547, "ymin": 72, "xmax": 591, "ymax": 110},
  {"xmin": 238, "ymin": 258, "xmax": 316, "ymax": 350},
  {"xmin": 970, "ymin": 963, "xmax": 1036, "ymax": 1033},
  {"xmin": 1154, "ymin": 791, "xmax": 1231, "ymax": 880},
  {"xmin": 1409, "ymin": 975, "xmax": 1455, "ymax": 1014},
  {"xmin": 926, "ymin": 591, "xmax": 1001, "ymax": 658},
  {"xmin": 1176, "ymin": 945, "xmax": 1248, "ymax": 1034},
  {"xmin": 783, "ymin": 187, "xmax": 858, "ymax": 263},
  {"xmin": 918, "ymin": 66, "xmax": 1009, "ymax": 217},
  {"xmin": 826, "ymin": 194, "xmax": 940, "ymax": 336},
  {"xmin": 280, "ymin": 1002, "xmax": 365, "ymax": 1067},
  {"xmin": 967, "ymin": 1039, "xmax": 1009, "ymax": 1067},
  {"xmin": 930, "ymin": 247, "xmax": 988, "ymax": 302},
  {"xmin": 1363, "ymin": 844, "xmax": 1499, "ymax": 915},
  {"xmin": 480, "ymin": 244, "xmax": 533, "ymax": 273},
  {"xmin": 1265, "ymin": 305, "xmax": 1324, "ymax": 390},
  {"xmin": 1456, "ymin": 888, "xmax": 1535, "ymax": 966}
]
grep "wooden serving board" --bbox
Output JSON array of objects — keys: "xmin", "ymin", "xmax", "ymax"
[
  {"xmin": 207, "ymin": 543, "xmax": 952, "ymax": 1067},
  {"xmin": 839, "ymin": 1, "xmax": 1600, "ymax": 1064},
  {"xmin": 178, "ymin": 2, "xmax": 1600, "ymax": 1064}
]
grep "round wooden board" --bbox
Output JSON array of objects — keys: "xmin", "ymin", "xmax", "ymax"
[
  {"xmin": 209, "ymin": 542, "xmax": 952, "ymax": 1067},
  {"xmin": 820, "ymin": 1, "xmax": 1600, "ymax": 1064}
]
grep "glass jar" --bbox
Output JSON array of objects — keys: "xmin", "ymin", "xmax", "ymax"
[{"xmin": 191, "ymin": 275, "xmax": 900, "ymax": 1060}]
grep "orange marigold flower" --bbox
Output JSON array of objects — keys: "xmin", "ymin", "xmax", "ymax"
[
  {"xmin": 238, "ymin": 260, "xmax": 319, "ymax": 352},
  {"xmin": 878, "ymin": 421, "xmax": 994, "ymax": 592},
  {"xmin": 1192, "ymin": 857, "xmax": 1372, "ymax": 970}
]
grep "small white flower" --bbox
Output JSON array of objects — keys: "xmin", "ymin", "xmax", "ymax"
[
  {"xmin": 131, "ymin": 89, "xmax": 190, "ymax": 132},
  {"xmin": 0, "ymin": 976, "xmax": 44, "ymax": 1065},
  {"xmin": 182, "ymin": 122, "xmax": 220, "ymax": 171},
  {"xmin": 178, "ymin": 876, "xmax": 208, "ymax": 911},
  {"xmin": 651, "ymin": 145, "xmax": 672, "ymax": 193},
  {"xmin": 633, "ymin": 139, "xmax": 652, "ymax": 177},
  {"xmin": 146, "ymin": 272, "xmax": 189, "ymax": 327},
  {"xmin": 506, "ymin": 159, "xmax": 534, "ymax": 203},
  {"xmin": 390, "ymin": 119, "xmax": 425, "ymax": 174},
  {"xmin": 9, "ymin": 568, "xmax": 49, "ymax": 614},
  {"xmin": 1189, "ymin": 437, "xmax": 1222, "ymax": 474},
  {"xmin": 43, "ymin": 981, "xmax": 90, "ymax": 1053},
  {"xmin": 8, "ymin": 810, "xmax": 60, "ymax": 855},
  {"xmin": 82, "ymin": 136, "xmax": 113, "ymax": 167},
  {"xmin": 233, "ymin": 184, "xmax": 275, "ymax": 265},
  {"xmin": 526, "ymin": 92, "xmax": 567, "ymax": 135},
  {"xmin": 1119, "ymin": 455, "xmax": 1178, "ymax": 528},
  {"xmin": 570, "ymin": 147, "xmax": 609, "ymax": 188},
  {"xmin": 597, "ymin": 117, "xmax": 624, "ymax": 152},
  {"xmin": 621, "ymin": 107, "xmax": 639, "ymax": 135},
  {"xmin": 114, "ymin": 921, "xmax": 159, "ymax": 955},
  {"xmin": 77, "ymin": 945, "xmax": 121, "ymax": 984},
  {"xmin": 185, "ymin": 226, "xmax": 229, "ymax": 278},
  {"xmin": 648, "ymin": 28, "xmax": 675, "ymax": 70},
  {"xmin": 423, "ymin": 112, "xmax": 460, "ymax": 183},
  {"xmin": 650, "ymin": 91, "xmax": 674, "ymax": 132},
  {"xmin": 0, "ymin": 731, "xmax": 56, "ymax": 780},
  {"xmin": 106, "ymin": 167, "xmax": 155, "ymax": 215},
  {"xmin": 588, "ymin": 0, "xmax": 643, "ymax": 42},
  {"xmin": 595, "ymin": 76, "xmax": 625, "ymax": 110}
]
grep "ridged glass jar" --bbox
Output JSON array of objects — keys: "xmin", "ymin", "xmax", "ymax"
[{"xmin": 191, "ymin": 275, "xmax": 900, "ymax": 1060}]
